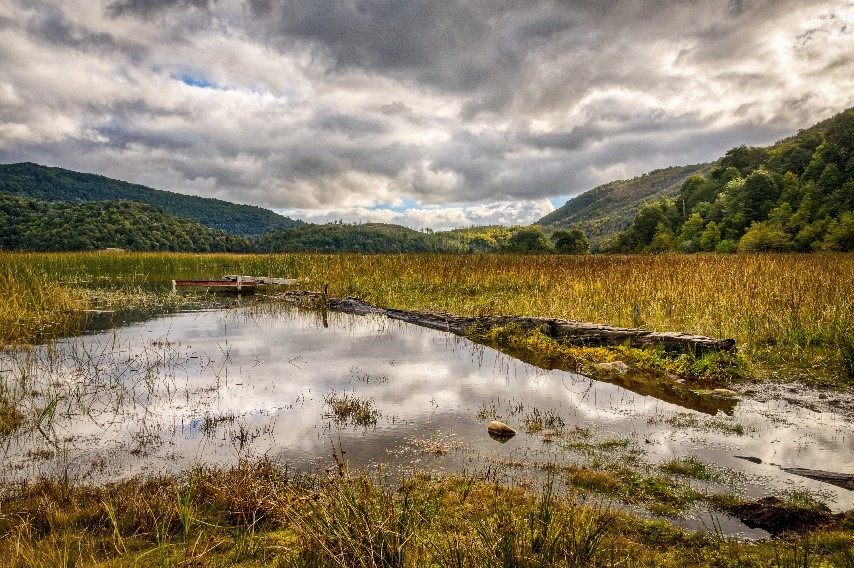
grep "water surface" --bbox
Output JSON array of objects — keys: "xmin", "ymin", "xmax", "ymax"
[{"xmin": 2, "ymin": 303, "xmax": 851, "ymax": 535}]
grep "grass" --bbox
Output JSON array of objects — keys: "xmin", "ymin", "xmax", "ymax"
[
  {"xmin": 1, "ymin": 459, "xmax": 851, "ymax": 567},
  {"xmin": 324, "ymin": 391, "xmax": 381, "ymax": 428},
  {"xmin": 4, "ymin": 251, "xmax": 851, "ymax": 383}
]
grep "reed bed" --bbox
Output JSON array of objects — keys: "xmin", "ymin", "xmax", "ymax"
[{"xmin": 2, "ymin": 251, "xmax": 853, "ymax": 380}]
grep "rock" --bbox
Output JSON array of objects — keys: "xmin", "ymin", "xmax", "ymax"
[
  {"xmin": 711, "ymin": 388, "xmax": 738, "ymax": 397},
  {"xmin": 487, "ymin": 420, "xmax": 516, "ymax": 439},
  {"xmin": 595, "ymin": 361, "xmax": 629, "ymax": 374}
]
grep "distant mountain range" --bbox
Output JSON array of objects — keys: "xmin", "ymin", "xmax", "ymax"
[
  {"xmin": 1, "ymin": 107, "xmax": 851, "ymax": 253},
  {"xmin": 0, "ymin": 162, "xmax": 301, "ymax": 238}
]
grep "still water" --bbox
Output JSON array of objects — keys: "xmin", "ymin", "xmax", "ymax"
[{"xmin": 1, "ymin": 302, "xmax": 851, "ymax": 532}]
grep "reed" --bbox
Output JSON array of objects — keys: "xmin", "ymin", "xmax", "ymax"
[{"xmin": 3, "ymin": 251, "xmax": 853, "ymax": 380}]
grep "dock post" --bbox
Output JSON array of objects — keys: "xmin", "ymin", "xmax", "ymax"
[
  {"xmin": 172, "ymin": 280, "xmax": 176, "ymax": 292},
  {"xmin": 237, "ymin": 275, "xmax": 242, "ymax": 291}
]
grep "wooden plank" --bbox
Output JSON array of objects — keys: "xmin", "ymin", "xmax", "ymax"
[{"xmin": 173, "ymin": 280, "xmax": 257, "ymax": 287}]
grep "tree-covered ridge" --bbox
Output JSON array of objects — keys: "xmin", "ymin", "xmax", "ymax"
[
  {"xmin": 0, "ymin": 163, "xmax": 302, "ymax": 238},
  {"xmin": 256, "ymin": 222, "xmax": 457, "ymax": 253},
  {"xmin": 537, "ymin": 164, "xmax": 711, "ymax": 249},
  {"xmin": 0, "ymin": 193, "xmax": 252, "ymax": 252},
  {"xmin": 610, "ymin": 108, "xmax": 854, "ymax": 253}
]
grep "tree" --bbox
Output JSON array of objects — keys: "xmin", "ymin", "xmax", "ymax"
[
  {"xmin": 505, "ymin": 226, "xmax": 552, "ymax": 253},
  {"xmin": 551, "ymin": 228, "xmax": 590, "ymax": 254},
  {"xmin": 738, "ymin": 221, "xmax": 794, "ymax": 252}
]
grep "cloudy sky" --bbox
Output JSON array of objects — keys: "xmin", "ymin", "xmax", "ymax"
[{"xmin": 1, "ymin": 0, "xmax": 852, "ymax": 229}]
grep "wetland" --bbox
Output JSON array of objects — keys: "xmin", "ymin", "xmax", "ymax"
[{"xmin": 1, "ymin": 252, "xmax": 853, "ymax": 566}]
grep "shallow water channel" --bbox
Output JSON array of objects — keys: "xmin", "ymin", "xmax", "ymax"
[{"xmin": 2, "ymin": 302, "xmax": 852, "ymax": 536}]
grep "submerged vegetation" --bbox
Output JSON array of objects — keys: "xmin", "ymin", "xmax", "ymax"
[{"xmin": 1, "ymin": 251, "xmax": 852, "ymax": 383}]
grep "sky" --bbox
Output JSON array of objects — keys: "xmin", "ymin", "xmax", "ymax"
[{"xmin": 1, "ymin": 1, "xmax": 853, "ymax": 230}]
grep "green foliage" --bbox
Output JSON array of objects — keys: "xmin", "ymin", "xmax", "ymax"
[
  {"xmin": 505, "ymin": 225, "xmax": 553, "ymax": 253},
  {"xmin": 550, "ymin": 228, "xmax": 590, "ymax": 254},
  {"xmin": 256, "ymin": 222, "xmax": 455, "ymax": 253},
  {"xmin": 0, "ymin": 162, "xmax": 301, "ymax": 237},
  {"xmin": 435, "ymin": 225, "xmax": 513, "ymax": 252},
  {"xmin": 610, "ymin": 107, "xmax": 854, "ymax": 253},
  {"xmin": 738, "ymin": 221, "xmax": 794, "ymax": 252},
  {"xmin": 0, "ymin": 193, "xmax": 252, "ymax": 252}
]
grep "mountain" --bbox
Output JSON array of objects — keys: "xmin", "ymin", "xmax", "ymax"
[
  {"xmin": 0, "ymin": 193, "xmax": 252, "ymax": 252},
  {"xmin": 0, "ymin": 163, "xmax": 301, "ymax": 238},
  {"xmin": 537, "ymin": 164, "xmax": 711, "ymax": 249}
]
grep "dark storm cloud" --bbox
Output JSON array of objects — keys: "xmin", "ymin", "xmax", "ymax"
[{"xmin": 107, "ymin": 0, "xmax": 213, "ymax": 17}]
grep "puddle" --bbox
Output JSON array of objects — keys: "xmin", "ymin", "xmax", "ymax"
[{"xmin": 1, "ymin": 303, "xmax": 851, "ymax": 537}]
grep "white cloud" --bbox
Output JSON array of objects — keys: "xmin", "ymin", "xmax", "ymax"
[{"xmin": 278, "ymin": 199, "xmax": 556, "ymax": 231}]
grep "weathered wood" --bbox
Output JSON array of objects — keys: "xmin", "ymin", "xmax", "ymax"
[
  {"xmin": 279, "ymin": 291, "xmax": 736, "ymax": 354},
  {"xmin": 783, "ymin": 467, "xmax": 854, "ymax": 490},
  {"xmin": 173, "ymin": 279, "xmax": 257, "ymax": 289},
  {"xmin": 223, "ymin": 275, "xmax": 302, "ymax": 285}
]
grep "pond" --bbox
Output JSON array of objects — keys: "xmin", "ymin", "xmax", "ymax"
[{"xmin": 1, "ymin": 301, "xmax": 851, "ymax": 536}]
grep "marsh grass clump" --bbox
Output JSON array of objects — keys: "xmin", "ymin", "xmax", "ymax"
[
  {"xmin": 648, "ymin": 412, "xmax": 746, "ymax": 436},
  {"xmin": 524, "ymin": 407, "xmax": 566, "ymax": 434},
  {"xmin": 660, "ymin": 457, "xmax": 722, "ymax": 483},
  {"xmin": 324, "ymin": 391, "xmax": 381, "ymax": 428},
  {"xmin": 0, "ymin": 397, "xmax": 24, "ymax": 437}
]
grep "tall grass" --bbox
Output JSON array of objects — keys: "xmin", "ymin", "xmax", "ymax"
[{"xmin": 3, "ymin": 251, "xmax": 853, "ymax": 379}]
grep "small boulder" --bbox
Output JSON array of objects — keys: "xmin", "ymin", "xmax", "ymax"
[
  {"xmin": 487, "ymin": 420, "xmax": 516, "ymax": 439},
  {"xmin": 711, "ymin": 388, "xmax": 738, "ymax": 397},
  {"xmin": 595, "ymin": 361, "xmax": 629, "ymax": 374}
]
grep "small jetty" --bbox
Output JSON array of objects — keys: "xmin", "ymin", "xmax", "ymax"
[{"xmin": 172, "ymin": 275, "xmax": 301, "ymax": 292}]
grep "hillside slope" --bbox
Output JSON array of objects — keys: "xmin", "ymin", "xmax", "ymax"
[
  {"xmin": 0, "ymin": 163, "xmax": 301, "ymax": 238},
  {"xmin": 537, "ymin": 164, "xmax": 711, "ymax": 248}
]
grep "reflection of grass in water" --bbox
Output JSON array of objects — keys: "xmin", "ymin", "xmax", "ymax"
[
  {"xmin": 200, "ymin": 411, "xmax": 237, "ymax": 436},
  {"xmin": 324, "ymin": 391, "xmax": 380, "ymax": 428}
]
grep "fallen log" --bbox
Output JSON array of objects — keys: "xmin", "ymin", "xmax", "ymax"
[
  {"xmin": 280, "ymin": 291, "xmax": 736, "ymax": 354},
  {"xmin": 782, "ymin": 467, "xmax": 854, "ymax": 491}
]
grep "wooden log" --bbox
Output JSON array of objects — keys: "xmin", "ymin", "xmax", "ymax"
[
  {"xmin": 782, "ymin": 467, "xmax": 854, "ymax": 490},
  {"xmin": 279, "ymin": 291, "xmax": 736, "ymax": 354}
]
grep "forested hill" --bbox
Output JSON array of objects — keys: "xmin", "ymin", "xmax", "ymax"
[
  {"xmin": 537, "ymin": 164, "xmax": 711, "ymax": 249},
  {"xmin": 256, "ymin": 222, "xmax": 459, "ymax": 253},
  {"xmin": 0, "ymin": 193, "xmax": 252, "ymax": 252},
  {"xmin": 0, "ymin": 163, "xmax": 301, "ymax": 238},
  {"xmin": 608, "ymin": 106, "xmax": 854, "ymax": 253}
]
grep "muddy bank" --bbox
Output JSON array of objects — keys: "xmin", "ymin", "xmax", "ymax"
[{"xmin": 726, "ymin": 496, "xmax": 854, "ymax": 535}]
